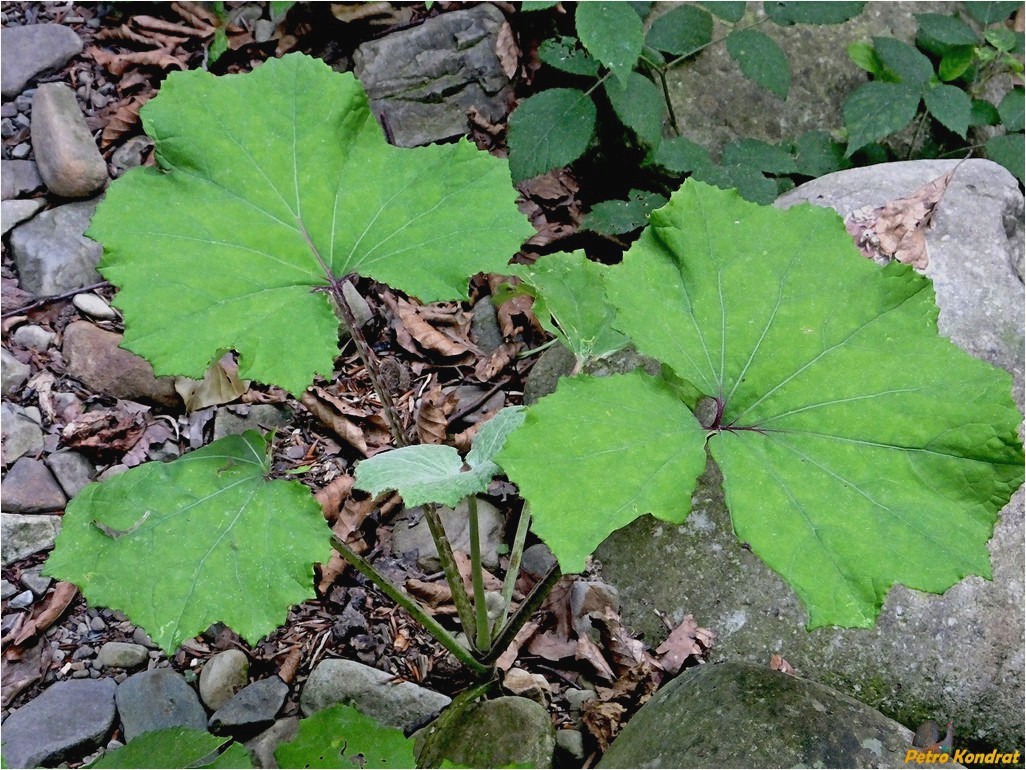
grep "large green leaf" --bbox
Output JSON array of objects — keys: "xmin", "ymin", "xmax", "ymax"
[
  {"xmin": 89, "ymin": 728, "xmax": 252, "ymax": 769},
  {"xmin": 872, "ymin": 36, "xmax": 935, "ymax": 85},
  {"xmin": 507, "ymin": 89, "xmax": 597, "ymax": 182},
  {"xmin": 599, "ymin": 180, "xmax": 1023, "ymax": 627},
  {"xmin": 88, "ymin": 54, "xmax": 532, "ymax": 396},
  {"xmin": 963, "ymin": 1, "xmax": 1021, "ymax": 26},
  {"xmin": 575, "ymin": 2, "xmax": 644, "ymax": 84},
  {"xmin": 915, "ymin": 13, "xmax": 979, "ymax": 46},
  {"xmin": 986, "ymin": 132, "xmax": 1025, "ymax": 183},
  {"xmin": 843, "ymin": 81, "xmax": 921, "ymax": 155},
  {"xmin": 725, "ymin": 28, "xmax": 791, "ymax": 99},
  {"xmin": 998, "ymin": 86, "xmax": 1024, "ymax": 132},
  {"xmin": 721, "ymin": 138, "xmax": 798, "ymax": 174},
  {"xmin": 275, "ymin": 705, "xmax": 415, "ymax": 769},
  {"xmin": 45, "ymin": 432, "xmax": 331, "ymax": 652}
]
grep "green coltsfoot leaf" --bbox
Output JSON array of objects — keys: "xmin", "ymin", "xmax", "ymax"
[
  {"xmin": 88, "ymin": 727, "xmax": 252, "ymax": 768},
  {"xmin": 45, "ymin": 431, "xmax": 332, "ymax": 653},
  {"xmin": 275, "ymin": 705, "xmax": 416, "ymax": 769}
]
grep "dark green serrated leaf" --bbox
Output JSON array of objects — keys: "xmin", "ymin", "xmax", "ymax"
[
  {"xmin": 275, "ymin": 705, "xmax": 416, "ymax": 769},
  {"xmin": 848, "ymin": 41, "xmax": 887, "ymax": 77},
  {"xmin": 721, "ymin": 138, "xmax": 798, "ymax": 174},
  {"xmin": 604, "ymin": 72, "xmax": 665, "ymax": 146},
  {"xmin": 576, "ymin": 2, "xmax": 644, "ymax": 84},
  {"xmin": 726, "ymin": 28, "xmax": 790, "ymax": 98},
  {"xmin": 986, "ymin": 132, "xmax": 1025, "ymax": 183},
  {"xmin": 701, "ymin": 1, "xmax": 747, "ymax": 22},
  {"xmin": 646, "ymin": 5, "xmax": 713, "ymax": 56},
  {"xmin": 537, "ymin": 37, "xmax": 601, "ymax": 77},
  {"xmin": 603, "ymin": 180, "xmax": 1023, "ymax": 628},
  {"xmin": 45, "ymin": 432, "xmax": 332, "ymax": 653},
  {"xmin": 507, "ymin": 89, "xmax": 597, "ymax": 182},
  {"xmin": 628, "ymin": 1, "xmax": 653, "ymax": 18},
  {"xmin": 938, "ymin": 46, "xmax": 976, "ymax": 81},
  {"xmin": 692, "ymin": 162, "xmax": 778, "ymax": 204},
  {"xmin": 88, "ymin": 54, "xmax": 532, "ymax": 396},
  {"xmin": 521, "ymin": 1, "xmax": 558, "ymax": 10},
  {"xmin": 998, "ymin": 86, "xmax": 1024, "ymax": 131},
  {"xmin": 764, "ymin": 1, "xmax": 864, "ymax": 25},
  {"xmin": 984, "ymin": 27, "xmax": 1017, "ymax": 51},
  {"xmin": 916, "ymin": 13, "xmax": 978, "ymax": 46},
  {"xmin": 923, "ymin": 83, "xmax": 972, "ymax": 136},
  {"xmin": 965, "ymin": 1, "xmax": 1021, "ymax": 26},
  {"xmin": 872, "ymin": 36, "xmax": 935, "ymax": 84},
  {"xmin": 843, "ymin": 81, "xmax": 921, "ymax": 155},
  {"xmin": 792, "ymin": 130, "xmax": 851, "ymax": 177},
  {"xmin": 582, "ymin": 190, "xmax": 668, "ymax": 235},
  {"xmin": 649, "ymin": 136, "xmax": 711, "ymax": 174},
  {"xmin": 970, "ymin": 98, "xmax": 1001, "ymax": 126},
  {"xmin": 88, "ymin": 727, "xmax": 248, "ymax": 769}
]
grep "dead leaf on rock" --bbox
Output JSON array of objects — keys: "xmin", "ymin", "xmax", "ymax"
[
  {"xmin": 317, "ymin": 552, "xmax": 349, "ymax": 593},
  {"xmin": 495, "ymin": 618, "xmax": 541, "ymax": 671},
  {"xmin": 415, "ymin": 384, "xmax": 459, "ymax": 445},
  {"xmin": 593, "ymin": 607, "xmax": 652, "ymax": 675},
  {"xmin": 175, "ymin": 353, "xmax": 250, "ymax": 412},
  {"xmin": 1, "ymin": 637, "xmax": 50, "ymax": 709},
  {"xmin": 495, "ymin": 21, "xmax": 520, "ymax": 80},
  {"xmin": 330, "ymin": 2, "xmax": 412, "ymax": 24},
  {"xmin": 13, "ymin": 582, "xmax": 79, "ymax": 647},
  {"xmin": 525, "ymin": 629, "xmax": 578, "ymax": 662},
  {"xmin": 405, "ymin": 577, "xmax": 454, "ymax": 609},
  {"xmin": 576, "ymin": 634, "xmax": 615, "ymax": 681},
  {"xmin": 474, "ymin": 341, "xmax": 520, "ymax": 382},
  {"xmin": 61, "ymin": 407, "xmax": 147, "ymax": 455},
  {"xmin": 121, "ymin": 419, "xmax": 175, "ymax": 467},
  {"xmin": 770, "ymin": 653, "xmax": 796, "ymax": 675},
  {"xmin": 453, "ymin": 550, "xmax": 503, "ymax": 594},
  {"xmin": 655, "ymin": 614, "xmax": 714, "ymax": 676}
]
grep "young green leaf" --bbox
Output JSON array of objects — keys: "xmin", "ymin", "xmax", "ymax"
[
  {"xmin": 986, "ymin": 132, "xmax": 1025, "ymax": 183},
  {"xmin": 998, "ymin": 86, "xmax": 1024, "ymax": 131},
  {"xmin": 847, "ymin": 40, "xmax": 887, "ymax": 78},
  {"xmin": 89, "ymin": 727, "xmax": 251, "ymax": 769},
  {"xmin": 513, "ymin": 251, "xmax": 629, "ymax": 365},
  {"xmin": 872, "ymin": 37, "xmax": 935, "ymax": 85},
  {"xmin": 537, "ymin": 36, "xmax": 601, "ymax": 76},
  {"xmin": 582, "ymin": 190, "xmax": 668, "ymax": 236},
  {"xmin": 700, "ymin": 1, "xmax": 746, "ymax": 23},
  {"xmin": 763, "ymin": 2, "xmax": 865, "ymax": 25},
  {"xmin": 970, "ymin": 98, "xmax": 1001, "ymax": 126},
  {"xmin": 691, "ymin": 162, "xmax": 778, "ymax": 204},
  {"xmin": 604, "ymin": 72, "xmax": 665, "ymax": 146},
  {"xmin": 645, "ymin": 5, "xmax": 713, "ymax": 57},
  {"xmin": 354, "ymin": 407, "xmax": 525, "ymax": 507},
  {"xmin": 923, "ymin": 83, "xmax": 972, "ymax": 137},
  {"xmin": 915, "ymin": 13, "xmax": 978, "ymax": 46},
  {"xmin": 507, "ymin": 89, "xmax": 597, "ymax": 182},
  {"xmin": 45, "ymin": 431, "xmax": 332, "ymax": 653},
  {"xmin": 601, "ymin": 180, "xmax": 1023, "ymax": 628},
  {"xmin": 725, "ymin": 28, "xmax": 791, "ymax": 99},
  {"xmin": 938, "ymin": 46, "xmax": 976, "ymax": 81},
  {"xmin": 964, "ymin": 1, "xmax": 1021, "ymax": 26},
  {"xmin": 575, "ymin": 2, "xmax": 644, "ymax": 84},
  {"xmin": 843, "ymin": 82, "xmax": 921, "ymax": 156},
  {"xmin": 721, "ymin": 138, "xmax": 798, "ymax": 174},
  {"xmin": 88, "ymin": 54, "xmax": 531, "ymax": 396},
  {"xmin": 521, "ymin": 0, "xmax": 558, "ymax": 10},
  {"xmin": 275, "ymin": 705, "xmax": 416, "ymax": 769},
  {"xmin": 498, "ymin": 371, "xmax": 708, "ymax": 573}
]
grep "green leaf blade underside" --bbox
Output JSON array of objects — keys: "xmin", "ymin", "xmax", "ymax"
[
  {"xmin": 275, "ymin": 705, "xmax": 415, "ymax": 769},
  {"xmin": 45, "ymin": 432, "xmax": 332, "ymax": 653},
  {"xmin": 498, "ymin": 372, "xmax": 708, "ymax": 574},
  {"xmin": 606, "ymin": 180, "xmax": 1024, "ymax": 627},
  {"xmin": 507, "ymin": 88, "xmax": 597, "ymax": 182},
  {"xmin": 88, "ymin": 727, "xmax": 249, "ymax": 769},
  {"xmin": 89, "ymin": 54, "xmax": 532, "ymax": 395}
]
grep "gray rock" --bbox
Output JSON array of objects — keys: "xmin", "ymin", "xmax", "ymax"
[
  {"xmin": 555, "ymin": 729, "xmax": 585, "ymax": 762},
  {"xmin": 212, "ymin": 404, "xmax": 291, "ymax": 442},
  {"xmin": 72, "ymin": 292, "xmax": 117, "ymax": 320},
  {"xmin": 110, "ymin": 135, "xmax": 153, "ymax": 178},
  {"xmin": 353, "ymin": 5, "xmax": 511, "ymax": 147},
  {"xmin": 10, "ymin": 589, "xmax": 34, "ymax": 608},
  {"xmin": 523, "ymin": 343, "xmax": 577, "ymax": 405},
  {"xmin": 1, "ymin": 513, "xmax": 61, "ymax": 565},
  {"xmin": 47, "ymin": 449, "xmax": 96, "ymax": 497},
  {"xmin": 12, "ymin": 323, "xmax": 56, "ymax": 351},
  {"xmin": 521, "ymin": 542, "xmax": 557, "ymax": 580},
  {"xmin": 393, "ymin": 496, "xmax": 503, "ymax": 570},
  {"xmin": 9, "ymin": 198, "xmax": 102, "ymax": 297},
  {"xmin": 300, "ymin": 658, "xmax": 450, "ymax": 731},
  {"xmin": 471, "ymin": 297, "xmax": 504, "ymax": 355},
  {"xmin": 416, "ymin": 696, "xmax": 555, "ymax": 769},
  {"xmin": 199, "ymin": 649, "xmax": 250, "ymax": 711},
  {"xmin": 209, "ymin": 676, "xmax": 288, "ymax": 734},
  {"xmin": 564, "ymin": 687, "xmax": 596, "ymax": 712},
  {"xmin": 1, "ymin": 457, "xmax": 66, "ymax": 513},
  {"xmin": 20, "ymin": 565, "xmax": 52, "ymax": 595},
  {"xmin": 115, "ymin": 668, "xmax": 208, "ymax": 741},
  {"xmin": 1, "ymin": 198, "xmax": 44, "ymax": 235},
  {"xmin": 599, "ymin": 663, "xmax": 928, "ymax": 768},
  {"xmin": 31, "ymin": 82, "xmax": 108, "ymax": 198},
  {"xmin": 1, "ymin": 401, "xmax": 44, "ymax": 465},
  {"xmin": 570, "ymin": 580, "xmax": 620, "ymax": 636},
  {"xmin": 132, "ymin": 627, "xmax": 157, "ymax": 648},
  {"xmin": 1, "ymin": 159, "xmax": 44, "ymax": 200},
  {"xmin": 1, "ymin": 348, "xmax": 30, "ymax": 398},
  {"xmin": 97, "ymin": 642, "xmax": 148, "ymax": 669},
  {"xmin": 1, "ymin": 23, "xmax": 83, "ymax": 101},
  {"xmin": 0, "ymin": 578, "xmax": 16, "ymax": 599},
  {"xmin": 245, "ymin": 716, "xmax": 299, "ymax": 769},
  {"xmin": 1, "ymin": 679, "xmax": 116, "ymax": 768},
  {"xmin": 63, "ymin": 321, "xmax": 180, "ymax": 407}
]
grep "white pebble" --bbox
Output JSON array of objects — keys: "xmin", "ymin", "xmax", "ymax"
[{"xmin": 72, "ymin": 293, "xmax": 117, "ymax": 320}]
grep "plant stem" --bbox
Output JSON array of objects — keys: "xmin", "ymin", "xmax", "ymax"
[
  {"xmin": 497, "ymin": 504, "xmax": 532, "ymax": 633},
  {"xmin": 481, "ymin": 562, "xmax": 561, "ymax": 666},
  {"xmin": 657, "ymin": 67, "xmax": 682, "ymax": 137},
  {"xmin": 467, "ymin": 496, "xmax": 491, "ymax": 649},
  {"xmin": 423, "ymin": 503, "xmax": 478, "ymax": 644},
  {"xmin": 329, "ymin": 278, "xmax": 408, "ymax": 447},
  {"xmin": 330, "ymin": 534, "xmax": 490, "ymax": 677},
  {"xmin": 665, "ymin": 17, "xmax": 769, "ymax": 71},
  {"xmin": 516, "ymin": 338, "xmax": 558, "ymax": 359},
  {"xmin": 906, "ymin": 109, "xmax": 930, "ymax": 160}
]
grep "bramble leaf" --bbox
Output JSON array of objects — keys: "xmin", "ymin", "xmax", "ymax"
[
  {"xmin": 645, "ymin": 5, "xmax": 713, "ymax": 56},
  {"xmin": 88, "ymin": 54, "xmax": 532, "ymax": 396},
  {"xmin": 986, "ymin": 132, "xmax": 1025, "ymax": 183},
  {"xmin": 726, "ymin": 28, "xmax": 791, "ymax": 99},
  {"xmin": 605, "ymin": 72, "xmax": 665, "ymax": 146},
  {"xmin": 575, "ymin": 2, "xmax": 644, "ymax": 84},
  {"xmin": 792, "ymin": 130, "xmax": 851, "ymax": 177},
  {"xmin": 998, "ymin": 86, "xmax": 1024, "ymax": 131},
  {"xmin": 538, "ymin": 36, "xmax": 601, "ymax": 76},
  {"xmin": 872, "ymin": 37, "xmax": 935, "ymax": 85},
  {"xmin": 700, "ymin": 1, "xmax": 746, "ymax": 23},
  {"xmin": 649, "ymin": 136, "xmax": 711, "ymax": 174},
  {"xmin": 843, "ymin": 81, "xmax": 921, "ymax": 155},
  {"xmin": 965, "ymin": 1, "xmax": 1021, "ymax": 27},
  {"xmin": 89, "ymin": 727, "xmax": 251, "ymax": 769},
  {"xmin": 45, "ymin": 431, "xmax": 332, "ymax": 653},
  {"xmin": 923, "ymin": 83, "xmax": 972, "ymax": 137},
  {"xmin": 582, "ymin": 190, "xmax": 668, "ymax": 235},
  {"xmin": 721, "ymin": 138, "xmax": 798, "ymax": 174},
  {"xmin": 916, "ymin": 13, "xmax": 978, "ymax": 46},
  {"xmin": 275, "ymin": 705, "xmax": 415, "ymax": 769},
  {"xmin": 508, "ymin": 89, "xmax": 597, "ymax": 182},
  {"xmin": 763, "ymin": 2, "xmax": 865, "ymax": 25}
]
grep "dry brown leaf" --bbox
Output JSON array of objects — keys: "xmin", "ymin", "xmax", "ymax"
[
  {"xmin": 396, "ymin": 299, "xmax": 479, "ymax": 360},
  {"xmin": 13, "ymin": 582, "xmax": 78, "ymax": 646},
  {"xmin": 495, "ymin": 21, "xmax": 520, "ymax": 80},
  {"xmin": 61, "ymin": 407, "xmax": 147, "ymax": 454},
  {"xmin": 415, "ymin": 384, "xmax": 459, "ymax": 445},
  {"xmin": 593, "ymin": 607, "xmax": 651, "ymax": 676},
  {"xmin": 330, "ymin": 2, "xmax": 411, "ymax": 24},
  {"xmin": 100, "ymin": 95, "xmax": 151, "ymax": 149},
  {"xmin": 301, "ymin": 388, "xmax": 391, "ymax": 456},
  {"xmin": 174, "ymin": 352, "xmax": 249, "ymax": 412},
  {"xmin": 770, "ymin": 653, "xmax": 796, "ymax": 675},
  {"xmin": 575, "ymin": 634, "xmax": 615, "ymax": 681},
  {"xmin": 89, "ymin": 46, "xmax": 186, "ymax": 76},
  {"xmin": 452, "ymin": 550, "xmax": 503, "ymax": 594},
  {"xmin": 121, "ymin": 420, "xmax": 175, "ymax": 467},
  {"xmin": 171, "ymin": 1, "xmax": 220, "ymax": 29},
  {"xmin": 317, "ymin": 552, "xmax": 349, "ymax": 593},
  {"xmin": 277, "ymin": 646, "xmax": 303, "ymax": 685},
  {"xmin": 525, "ymin": 630, "xmax": 578, "ymax": 662},
  {"xmin": 654, "ymin": 614, "xmax": 708, "ymax": 676},
  {"xmin": 487, "ymin": 273, "xmax": 542, "ymax": 339},
  {"xmin": 494, "ymin": 618, "xmax": 541, "ymax": 671},
  {"xmin": 581, "ymin": 699, "xmax": 626, "ymax": 751},
  {"xmin": 314, "ymin": 475, "xmax": 355, "ymax": 524},
  {"xmin": 131, "ymin": 14, "xmax": 213, "ymax": 37},
  {"xmin": 1, "ymin": 638, "xmax": 50, "ymax": 709},
  {"xmin": 95, "ymin": 23, "xmax": 157, "ymax": 46},
  {"xmin": 405, "ymin": 578, "xmax": 453, "ymax": 608},
  {"xmin": 474, "ymin": 341, "xmax": 520, "ymax": 382}
]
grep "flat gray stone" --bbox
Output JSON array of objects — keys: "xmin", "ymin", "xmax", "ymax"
[
  {"xmin": 47, "ymin": 448, "xmax": 96, "ymax": 497},
  {"xmin": 20, "ymin": 565, "xmax": 52, "ymax": 595},
  {"xmin": 0, "ymin": 678, "xmax": 116, "ymax": 769},
  {"xmin": 1, "ymin": 348, "xmax": 30, "ymax": 398},
  {"xmin": 245, "ymin": 717, "xmax": 299, "ymax": 769},
  {"xmin": 31, "ymin": 82, "xmax": 108, "ymax": 198},
  {"xmin": 199, "ymin": 648, "xmax": 250, "ymax": 711},
  {"xmin": 1, "ymin": 401, "xmax": 43, "ymax": 465},
  {"xmin": 471, "ymin": 297, "xmax": 504, "ymax": 355},
  {"xmin": 353, "ymin": 5, "xmax": 511, "ymax": 147},
  {"xmin": 72, "ymin": 292, "xmax": 117, "ymax": 320},
  {"xmin": 209, "ymin": 676, "xmax": 288, "ymax": 734},
  {"xmin": 300, "ymin": 659, "xmax": 450, "ymax": 732},
  {"xmin": 116, "ymin": 668, "xmax": 208, "ymax": 741},
  {"xmin": 1, "ymin": 159, "xmax": 44, "ymax": 200},
  {"xmin": 9, "ymin": 198, "xmax": 102, "ymax": 297},
  {"xmin": 598, "ymin": 663, "xmax": 930, "ymax": 768},
  {"xmin": 1, "ymin": 198, "xmax": 44, "ymax": 235},
  {"xmin": 521, "ymin": 542, "xmax": 556, "ymax": 580},
  {"xmin": 1, "ymin": 456, "xmax": 66, "ymax": 513},
  {"xmin": 212, "ymin": 404, "xmax": 291, "ymax": 442},
  {"xmin": 1, "ymin": 578, "xmax": 16, "ymax": 599},
  {"xmin": 12, "ymin": 323, "xmax": 56, "ymax": 351},
  {"xmin": 97, "ymin": 642, "xmax": 149, "ymax": 669},
  {"xmin": 1, "ymin": 23, "xmax": 83, "ymax": 101},
  {"xmin": 1, "ymin": 513, "xmax": 61, "ymax": 565},
  {"xmin": 393, "ymin": 496, "xmax": 503, "ymax": 570}
]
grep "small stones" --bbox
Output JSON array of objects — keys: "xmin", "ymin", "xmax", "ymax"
[
  {"xmin": 502, "ymin": 667, "xmax": 550, "ymax": 705},
  {"xmin": 564, "ymin": 687, "xmax": 597, "ymax": 712},
  {"xmin": 1, "ymin": 401, "xmax": 44, "ymax": 464},
  {"xmin": 0, "ymin": 159, "xmax": 44, "ymax": 200},
  {"xmin": 0, "ymin": 23, "xmax": 84, "ymax": 101},
  {"xmin": 10, "ymin": 589, "xmax": 34, "ymax": 608},
  {"xmin": 1, "ymin": 579, "xmax": 16, "ymax": 599},
  {"xmin": 115, "ymin": 668, "xmax": 208, "ymax": 741},
  {"xmin": 8, "ymin": 199, "xmax": 103, "ymax": 297},
  {"xmin": 521, "ymin": 543, "xmax": 557, "ymax": 580},
  {"xmin": 555, "ymin": 729, "xmax": 586, "ymax": 762},
  {"xmin": 97, "ymin": 642, "xmax": 148, "ymax": 670},
  {"xmin": 46, "ymin": 449, "xmax": 95, "ymax": 497},
  {"xmin": 72, "ymin": 292, "xmax": 117, "ymax": 320},
  {"xmin": 109, "ymin": 136, "xmax": 153, "ymax": 178},
  {"xmin": 470, "ymin": 297, "xmax": 504, "ymax": 355},
  {"xmin": 199, "ymin": 649, "xmax": 250, "ymax": 711},
  {"xmin": 208, "ymin": 676, "xmax": 289, "ymax": 735},
  {"xmin": 212, "ymin": 404, "xmax": 292, "ymax": 442},
  {"xmin": 20, "ymin": 565, "xmax": 52, "ymax": 595},
  {"xmin": 1, "ymin": 198, "xmax": 44, "ymax": 235},
  {"xmin": 1, "ymin": 457, "xmax": 67, "ymax": 513},
  {"xmin": 31, "ymin": 83, "xmax": 108, "ymax": 198},
  {"xmin": 1, "ymin": 348, "xmax": 30, "ymax": 397},
  {"xmin": 11, "ymin": 323, "xmax": 56, "ymax": 351},
  {"xmin": 0, "ymin": 512, "xmax": 61, "ymax": 565}
]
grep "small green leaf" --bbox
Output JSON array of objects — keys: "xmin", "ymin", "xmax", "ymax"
[
  {"xmin": 582, "ymin": 190, "xmax": 669, "ymax": 236},
  {"xmin": 970, "ymin": 98, "xmax": 1001, "ymax": 126},
  {"xmin": 354, "ymin": 408, "xmax": 525, "ymax": 507},
  {"xmin": 916, "ymin": 13, "xmax": 978, "ymax": 46},
  {"xmin": 628, "ymin": 1, "xmax": 653, "ymax": 18},
  {"xmin": 700, "ymin": 1, "xmax": 747, "ymax": 23},
  {"xmin": 646, "ymin": 5, "xmax": 713, "ymax": 56},
  {"xmin": 537, "ymin": 37, "xmax": 601, "ymax": 76},
  {"xmin": 923, "ymin": 83, "xmax": 972, "ymax": 136},
  {"xmin": 275, "ymin": 705, "xmax": 416, "ymax": 769},
  {"xmin": 576, "ymin": 2, "xmax": 644, "ymax": 84},
  {"xmin": 984, "ymin": 27, "xmax": 1017, "ymax": 52},
  {"xmin": 843, "ymin": 81, "xmax": 921, "ymax": 156},
  {"xmin": 847, "ymin": 41, "xmax": 886, "ymax": 77},
  {"xmin": 269, "ymin": 1, "xmax": 294, "ymax": 21},
  {"xmin": 88, "ymin": 727, "xmax": 249, "ymax": 769},
  {"xmin": 792, "ymin": 130, "xmax": 851, "ymax": 177},
  {"xmin": 872, "ymin": 36, "xmax": 935, "ymax": 84},
  {"xmin": 938, "ymin": 46, "xmax": 976, "ymax": 81},
  {"xmin": 208, "ymin": 28, "xmax": 229, "ymax": 65},
  {"xmin": 513, "ymin": 251, "xmax": 629, "ymax": 365},
  {"xmin": 986, "ymin": 132, "xmax": 1025, "ymax": 184},
  {"xmin": 764, "ymin": 1, "xmax": 865, "ymax": 25},
  {"xmin": 507, "ymin": 89, "xmax": 597, "ymax": 182},
  {"xmin": 499, "ymin": 371, "xmax": 708, "ymax": 573},
  {"xmin": 521, "ymin": 1, "xmax": 558, "ymax": 10},
  {"xmin": 721, "ymin": 138, "xmax": 798, "ymax": 174},
  {"xmin": 692, "ymin": 162, "xmax": 778, "ymax": 204},
  {"xmin": 604, "ymin": 72, "xmax": 665, "ymax": 146},
  {"xmin": 45, "ymin": 432, "xmax": 332, "ymax": 654},
  {"xmin": 965, "ymin": 1, "xmax": 1021, "ymax": 26},
  {"xmin": 998, "ymin": 87, "xmax": 1024, "ymax": 131},
  {"xmin": 649, "ymin": 136, "xmax": 711, "ymax": 174},
  {"xmin": 726, "ymin": 28, "xmax": 791, "ymax": 99}
]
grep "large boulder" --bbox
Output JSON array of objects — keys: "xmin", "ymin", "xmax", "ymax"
[{"xmin": 595, "ymin": 159, "xmax": 1025, "ymax": 750}]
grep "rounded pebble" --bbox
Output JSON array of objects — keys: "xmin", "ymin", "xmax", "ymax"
[{"xmin": 72, "ymin": 293, "xmax": 117, "ymax": 320}]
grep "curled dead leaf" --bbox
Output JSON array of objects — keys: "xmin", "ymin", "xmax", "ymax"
[
  {"xmin": 317, "ymin": 552, "xmax": 349, "ymax": 593},
  {"xmin": 415, "ymin": 384, "xmax": 459, "ymax": 445},
  {"xmin": 581, "ymin": 699, "xmax": 626, "ymax": 752},
  {"xmin": 474, "ymin": 341, "xmax": 520, "ymax": 382},
  {"xmin": 405, "ymin": 578, "xmax": 453, "ymax": 609},
  {"xmin": 89, "ymin": 46, "xmax": 186, "ymax": 77},
  {"xmin": 395, "ymin": 298, "xmax": 479, "ymax": 361},
  {"xmin": 13, "ymin": 582, "xmax": 79, "ymax": 647},
  {"xmin": 770, "ymin": 653, "xmax": 796, "ymax": 675},
  {"xmin": 301, "ymin": 388, "xmax": 391, "ymax": 457},
  {"xmin": 174, "ymin": 352, "xmax": 249, "ymax": 411},
  {"xmin": 101, "ymin": 95, "xmax": 151, "ymax": 150},
  {"xmin": 314, "ymin": 475, "xmax": 355, "ymax": 524},
  {"xmin": 277, "ymin": 646, "xmax": 303, "ymax": 685},
  {"xmin": 495, "ymin": 21, "xmax": 520, "ymax": 80}
]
